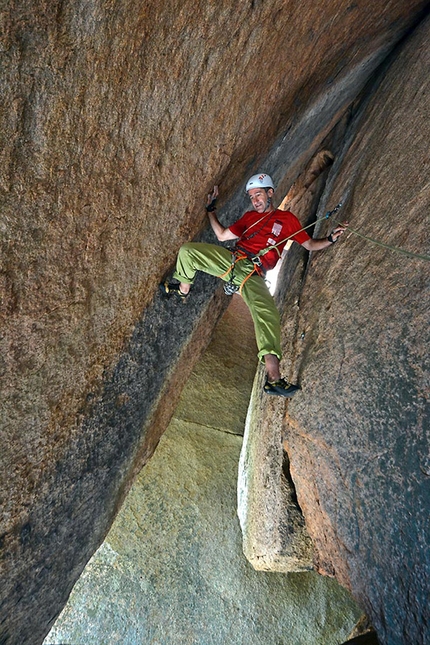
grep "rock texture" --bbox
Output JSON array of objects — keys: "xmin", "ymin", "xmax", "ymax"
[
  {"xmin": 45, "ymin": 300, "xmax": 360, "ymax": 645},
  {"xmin": 174, "ymin": 295, "xmax": 258, "ymax": 435},
  {"xmin": 238, "ymin": 380, "xmax": 315, "ymax": 572},
  {"xmin": 240, "ymin": 13, "xmax": 429, "ymax": 645},
  {"xmin": 1, "ymin": 1, "xmax": 429, "ymax": 643}
]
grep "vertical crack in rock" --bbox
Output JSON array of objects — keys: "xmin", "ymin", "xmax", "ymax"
[
  {"xmin": 238, "ymin": 140, "xmax": 347, "ymax": 573},
  {"xmin": 2, "ymin": 3, "xmax": 429, "ymax": 643},
  {"xmin": 238, "ymin": 376, "xmax": 314, "ymax": 572},
  {"xmin": 280, "ymin": 16, "xmax": 430, "ymax": 645}
]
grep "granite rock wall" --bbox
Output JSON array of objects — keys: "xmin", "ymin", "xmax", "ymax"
[
  {"xmin": 44, "ymin": 297, "xmax": 361, "ymax": 645},
  {"xmin": 1, "ymin": 1, "xmax": 428, "ymax": 643}
]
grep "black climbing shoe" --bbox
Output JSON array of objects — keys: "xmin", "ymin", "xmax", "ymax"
[
  {"xmin": 160, "ymin": 281, "xmax": 189, "ymax": 300},
  {"xmin": 263, "ymin": 378, "xmax": 300, "ymax": 398}
]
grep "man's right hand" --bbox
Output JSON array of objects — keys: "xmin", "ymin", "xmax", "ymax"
[{"xmin": 206, "ymin": 185, "xmax": 219, "ymax": 212}]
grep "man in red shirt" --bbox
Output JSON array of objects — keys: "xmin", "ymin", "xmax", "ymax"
[{"xmin": 163, "ymin": 174, "xmax": 346, "ymax": 397}]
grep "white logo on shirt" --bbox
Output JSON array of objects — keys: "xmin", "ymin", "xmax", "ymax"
[{"xmin": 272, "ymin": 222, "xmax": 282, "ymax": 236}]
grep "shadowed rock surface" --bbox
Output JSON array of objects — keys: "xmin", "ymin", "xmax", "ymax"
[
  {"xmin": 44, "ymin": 299, "xmax": 361, "ymax": 645},
  {"xmin": 174, "ymin": 295, "xmax": 259, "ymax": 435},
  {"xmin": 1, "ymin": 1, "xmax": 429, "ymax": 644}
]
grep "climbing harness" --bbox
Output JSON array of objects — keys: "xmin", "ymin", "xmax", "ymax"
[
  {"xmin": 219, "ymin": 210, "xmax": 277, "ymax": 295},
  {"xmin": 219, "ymin": 249, "xmax": 264, "ymax": 296},
  {"xmin": 220, "ymin": 203, "xmax": 343, "ymax": 295},
  {"xmin": 219, "ymin": 204, "xmax": 342, "ymax": 296}
]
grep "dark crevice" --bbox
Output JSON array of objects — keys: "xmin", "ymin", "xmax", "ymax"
[
  {"xmin": 281, "ymin": 450, "xmax": 301, "ymax": 513},
  {"xmin": 340, "ymin": 631, "xmax": 380, "ymax": 645}
]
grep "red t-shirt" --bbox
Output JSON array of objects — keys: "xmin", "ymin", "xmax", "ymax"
[{"xmin": 229, "ymin": 209, "xmax": 310, "ymax": 271}]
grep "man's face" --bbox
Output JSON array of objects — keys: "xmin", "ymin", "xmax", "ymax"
[{"xmin": 248, "ymin": 187, "xmax": 273, "ymax": 213}]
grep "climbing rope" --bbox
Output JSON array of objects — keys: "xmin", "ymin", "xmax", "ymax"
[
  {"xmin": 342, "ymin": 226, "xmax": 430, "ymax": 262},
  {"xmin": 220, "ymin": 204, "xmax": 343, "ymax": 296},
  {"xmin": 220, "ymin": 202, "xmax": 429, "ymax": 297},
  {"xmin": 260, "ymin": 203, "xmax": 343, "ymax": 256},
  {"xmin": 218, "ymin": 249, "xmax": 262, "ymax": 296}
]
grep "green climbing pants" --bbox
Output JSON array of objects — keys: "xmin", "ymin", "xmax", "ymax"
[{"xmin": 173, "ymin": 242, "xmax": 281, "ymax": 362}]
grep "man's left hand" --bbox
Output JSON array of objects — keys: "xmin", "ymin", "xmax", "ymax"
[{"xmin": 328, "ymin": 221, "xmax": 349, "ymax": 243}]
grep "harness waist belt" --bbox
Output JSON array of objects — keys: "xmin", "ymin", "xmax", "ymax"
[{"xmin": 234, "ymin": 246, "xmax": 265, "ymax": 272}]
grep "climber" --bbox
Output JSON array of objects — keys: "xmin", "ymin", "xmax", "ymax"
[{"xmin": 162, "ymin": 173, "xmax": 347, "ymax": 397}]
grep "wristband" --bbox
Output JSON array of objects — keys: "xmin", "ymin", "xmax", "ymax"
[
  {"xmin": 327, "ymin": 232, "xmax": 337, "ymax": 244},
  {"xmin": 206, "ymin": 199, "xmax": 217, "ymax": 213}
]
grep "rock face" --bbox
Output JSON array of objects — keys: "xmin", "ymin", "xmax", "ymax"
[
  {"xmin": 45, "ymin": 299, "xmax": 361, "ymax": 645},
  {"xmin": 238, "ymin": 381, "xmax": 315, "ymax": 572},
  {"xmin": 240, "ymin": 13, "xmax": 429, "ymax": 645},
  {"xmin": 1, "ymin": 1, "xmax": 429, "ymax": 643}
]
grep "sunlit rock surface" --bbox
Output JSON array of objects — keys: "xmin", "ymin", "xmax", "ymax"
[{"xmin": 45, "ymin": 300, "xmax": 360, "ymax": 645}]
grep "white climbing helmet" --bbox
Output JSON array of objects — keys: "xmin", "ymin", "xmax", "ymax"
[{"xmin": 245, "ymin": 173, "xmax": 275, "ymax": 192}]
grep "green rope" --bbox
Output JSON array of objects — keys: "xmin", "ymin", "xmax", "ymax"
[{"xmin": 343, "ymin": 226, "xmax": 430, "ymax": 262}]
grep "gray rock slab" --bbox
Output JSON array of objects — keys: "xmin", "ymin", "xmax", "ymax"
[{"xmin": 45, "ymin": 421, "xmax": 361, "ymax": 645}]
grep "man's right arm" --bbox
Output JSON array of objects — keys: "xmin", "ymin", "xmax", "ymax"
[
  {"xmin": 207, "ymin": 211, "xmax": 238, "ymax": 242},
  {"xmin": 206, "ymin": 185, "xmax": 238, "ymax": 242}
]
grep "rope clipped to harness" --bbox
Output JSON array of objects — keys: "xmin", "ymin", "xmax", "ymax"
[
  {"xmin": 258, "ymin": 202, "xmax": 343, "ymax": 258},
  {"xmin": 219, "ymin": 199, "xmax": 428, "ymax": 298}
]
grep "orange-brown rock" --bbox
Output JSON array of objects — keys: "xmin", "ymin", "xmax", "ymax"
[{"xmin": 0, "ymin": 1, "xmax": 428, "ymax": 644}]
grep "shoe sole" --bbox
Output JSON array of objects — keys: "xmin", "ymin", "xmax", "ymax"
[
  {"xmin": 263, "ymin": 386, "xmax": 300, "ymax": 398},
  {"xmin": 160, "ymin": 282, "xmax": 187, "ymax": 300}
]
